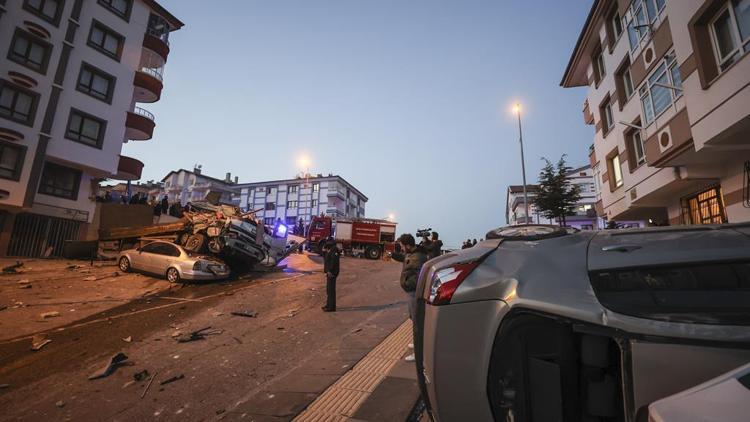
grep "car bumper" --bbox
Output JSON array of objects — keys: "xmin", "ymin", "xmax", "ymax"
[
  {"xmin": 180, "ymin": 269, "xmax": 230, "ymax": 281},
  {"xmin": 418, "ymin": 299, "xmax": 509, "ymax": 422}
]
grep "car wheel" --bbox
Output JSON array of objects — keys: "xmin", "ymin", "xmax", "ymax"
[
  {"xmin": 118, "ymin": 256, "xmax": 131, "ymax": 272},
  {"xmin": 166, "ymin": 267, "xmax": 180, "ymax": 283},
  {"xmin": 184, "ymin": 233, "xmax": 207, "ymax": 252},
  {"xmin": 366, "ymin": 245, "xmax": 381, "ymax": 260}
]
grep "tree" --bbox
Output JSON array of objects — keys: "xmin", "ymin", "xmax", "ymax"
[{"xmin": 533, "ymin": 155, "xmax": 582, "ymax": 227}]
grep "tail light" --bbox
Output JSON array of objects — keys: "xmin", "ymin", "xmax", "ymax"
[{"xmin": 427, "ymin": 261, "xmax": 480, "ymax": 305}]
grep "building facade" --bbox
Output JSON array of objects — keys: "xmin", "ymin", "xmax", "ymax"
[
  {"xmin": 0, "ymin": 0, "xmax": 182, "ymax": 256},
  {"xmin": 562, "ymin": 0, "xmax": 750, "ymax": 226},
  {"xmin": 237, "ymin": 175, "xmax": 368, "ymax": 226},
  {"xmin": 155, "ymin": 167, "xmax": 239, "ymax": 206}
]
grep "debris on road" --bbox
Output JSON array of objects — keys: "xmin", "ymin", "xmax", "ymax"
[
  {"xmin": 159, "ymin": 374, "xmax": 184, "ymax": 385},
  {"xmin": 18, "ymin": 283, "xmax": 31, "ymax": 289},
  {"xmin": 0, "ymin": 384, "xmax": 10, "ymax": 389},
  {"xmin": 55, "ymin": 400, "xmax": 65, "ymax": 408},
  {"xmin": 2, "ymin": 261, "xmax": 24, "ymax": 274},
  {"xmin": 0, "ymin": 305, "xmax": 7, "ymax": 312},
  {"xmin": 88, "ymin": 352, "xmax": 128, "ymax": 380},
  {"xmin": 122, "ymin": 380, "xmax": 136, "ymax": 389},
  {"xmin": 17, "ymin": 279, "xmax": 30, "ymax": 285},
  {"xmin": 140, "ymin": 370, "xmax": 157, "ymax": 399},
  {"xmin": 174, "ymin": 327, "xmax": 222, "ymax": 343},
  {"xmin": 230, "ymin": 309, "xmax": 258, "ymax": 318},
  {"xmin": 83, "ymin": 276, "xmax": 96, "ymax": 282},
  {"xmin": 31, "ymin": 335, "xmax": 52, "ymax": 351},
  {"xmin": 133, "ymin": 370, "xmax": 150, "ymax": 382},
  {"xmin": 286, "ymin": 308, "xmax": 300, "ymax": 318},
  {"xmin": 212, "ymin": 311, "xmax": 224, "ymax": 317},
  {"xmin": 40, "ymin": 311, "xmax": 60, "ymax": 319},
  {"xmin": 122, "ymin": 336, "xmax": 132, "ymax": 343}
]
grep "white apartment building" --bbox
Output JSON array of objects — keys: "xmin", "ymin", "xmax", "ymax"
[
  {"xmin": 0, "ymin": 0, "xmax": 182, "ymax": 256},
  {"xmin": 237, "ymin": 175, "xmax": 368, "ymax": 227},
  {"xmin": 562, "ymin": 0, "xmax": 750, "ymax": 226},
  {"xmin": 155, "ymin": 167, "xmax": 239, "ymax": 206}
]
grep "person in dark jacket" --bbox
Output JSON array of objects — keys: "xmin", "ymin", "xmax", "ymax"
[
  {"xmin": 391, "ymin": 233, "xmax": 428, "ymax": 361},
  {"xmin": 322, "ymin": 238, "xmax": 340, "ymax": 312},
  {"xmin": 161, "ymin": 195, "xmax": 169, "ymax": 214},
  {"xmin": 427, "ymin": 231, "xmax": 443, "ymax": 259}
]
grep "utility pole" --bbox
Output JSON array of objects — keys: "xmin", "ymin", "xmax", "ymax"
[{"xmin": 515, "ymin": 104, "xmax": 529, "ymax": 222}]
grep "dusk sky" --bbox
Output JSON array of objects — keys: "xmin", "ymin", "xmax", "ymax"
[{"xmin": 123, "ymin": 0, "xmax": 594, "ymax": 248}]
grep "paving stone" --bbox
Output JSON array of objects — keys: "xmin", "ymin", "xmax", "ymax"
[{"xmin": 351, "ymin": 377, "xmax": 420, "ymax": 422}]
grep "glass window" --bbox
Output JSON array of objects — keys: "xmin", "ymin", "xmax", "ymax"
[
  {"xmin": 312, "ymin": 183, "xmax": 320, "ymax": 192},
  {"xmin": 24, "ymin": 0, "xmax": 62, "ymax": 24},
  {"xmin": 38, "ymin": 162, "xmax": 81, "ymax": 200},
  {"xmin": 312, "ymin": 199, "xmax": 318, "ymax": 207},
  {"xmin": 66, "ymin": 109, "xmax": 105, "ymax": 148},
  {"xmin": 623, "ymin": 67, "xmax": 634, "ymax": 97},
  {"xmin": 601, "ymin": 102, "xmax": 614, "ymax": 133},
  {"xmin": 713, "ymin": 8, "xmax": 739, "ymax": 64},
  {"xmin": 140, "ymin": 243, "xmax": 161, "ymax": 253},
  {"xmin": 0, "ymin": 80, "xmax": 38, "ymax": 126},
  {"xmin": 0, "ymin": 142, "xmax": 26, "ymax": 181},
  {"xmin": 265, "ymin": 202, "xmax": 276, "ymax": 210},
  {"xmin": 98, "ymin": 0, "xmax": 132, "ymax": 20},
  {"xmin": 88, "ymin": 21, "xmax": 124, "ymax": 60},
  {"xmin": 77, "ymin": 64, "xmax": 115, "ymax": 102},
  {"xmin": 633, "ymin": 131, "xmax": 646, "ymax": 166},
  {"xmin": 639, "ymin": 51, "xmax": 683, "ymax": 124},
  {"xmin": 735, "ymin": 0, "xmax": 750, "ymax": 42},
  {"xmin": 612, "ymin": 12, "xmax": 623, "ymax": 38},
  {"xmin": 9, "ymin": 30, "xmax": 51, "ymax": 73},
  {"xmin": 287, "ymin": 200, "xmax": 298, "ymax": 209},
  {"xmin": 611, "ymin": 155, "xmax": 623, "ymax": 188},
  {"xmin": 288, "ymin": 185, "xmax": 298, "ymax": 193}
]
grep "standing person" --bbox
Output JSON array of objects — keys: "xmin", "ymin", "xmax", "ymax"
[
  {"xmin": 391, "ymin": 233, "xmax": 428, "ymax": 362},
  {"xmin": 461, "ymin": 239, "xmax": 471, "ymax": 249},
  {"xmin": 322, "ymin": 238, "xmax": 340, "ymax": 312},
  {"xmin": 161, "ymin": 195, "xmax": 169, "ymax": 215},
  {"xmin": 472, "ymin": 238, "xmax": 478, "ymax": 247},
  {"xmin": 427, "ymin": 231, "xmax": 443, "ymax": 259}
]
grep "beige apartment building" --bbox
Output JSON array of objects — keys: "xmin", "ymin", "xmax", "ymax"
[
  {"xmin": 0, "ymin": 0, "xmax": 182, "ymax": 256},
  {"xmin": 562, "ymin": 0, "xmax": 750, "ymax": 226}
]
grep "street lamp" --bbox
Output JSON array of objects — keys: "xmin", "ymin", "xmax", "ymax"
[{"xmin": 513, "ymin": 103, "xmax": 529, "ymax": 223}]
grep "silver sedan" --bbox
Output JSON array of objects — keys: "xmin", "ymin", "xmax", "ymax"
[{"xmin": 118, "ymin": 241, "xmax": 231, "ymax": 283}]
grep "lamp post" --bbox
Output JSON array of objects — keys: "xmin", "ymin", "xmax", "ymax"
[{"xmin": 514, "ymin": 104, "xmax": 529, "ymax": 223}]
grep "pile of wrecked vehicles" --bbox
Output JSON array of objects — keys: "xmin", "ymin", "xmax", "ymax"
[{"xmin": 99, "ymin": 201, "xmax": 303, "ymax": 280}]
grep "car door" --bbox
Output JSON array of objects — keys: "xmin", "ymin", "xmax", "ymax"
[
  {"xmin": 149, "ymin": 243, "xmax": 181, "ymax": 275},
  {"xmin": 134, "ymin": 242, "xmax": 161, "ymax": 272}
]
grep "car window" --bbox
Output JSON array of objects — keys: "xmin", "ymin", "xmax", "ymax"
[
  {"xmin": 141, "ymin": 243, "xmax": 180, "ymax": 257},
  {"xmin": 161, "ymin": 243, "xmax": 181, "ymax": 257},
  {"xmin": 140, "ymin": 243, "xmax": 161, "ymax": 253}
]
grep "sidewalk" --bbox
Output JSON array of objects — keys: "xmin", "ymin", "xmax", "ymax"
[{"xmin": 294, "ymin": 320, "xmax": 422, "ymax": 422}]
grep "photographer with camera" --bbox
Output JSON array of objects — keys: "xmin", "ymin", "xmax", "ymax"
[{"xmin": 391, "ymin": 233, "xmax": 428, "ymax": 362}]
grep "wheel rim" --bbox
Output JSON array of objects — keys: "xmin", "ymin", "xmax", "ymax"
[
  {"xmin": 119, "ymin": 258, "xmax": 129, "ymax": 271},
  {"xmin": 167, "ymin": 268, "xmax": 178, "ymax": 282}
]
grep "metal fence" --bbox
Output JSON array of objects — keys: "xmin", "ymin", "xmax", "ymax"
[{"xmin": 7, "ymin": 213, "xmax": 82, "ymax": 257}]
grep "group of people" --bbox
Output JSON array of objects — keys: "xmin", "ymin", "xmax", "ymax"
[{"xmin": 461, "ymin": 238, "xmax": 482, "ymax": 249}]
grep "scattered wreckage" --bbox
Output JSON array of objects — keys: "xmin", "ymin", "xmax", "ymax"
[{"xmin": 100, "ymin": 201, "xmax": 302, "ymax": 274}]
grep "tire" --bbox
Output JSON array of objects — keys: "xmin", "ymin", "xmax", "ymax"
[
  {"xmin": 177, "ymin": 233, "xmax": 189, "ymax": 246},
  {"xmin": 166, "ymin": 267, "xmax": 180, "ymax": 283},
  {"xmin": 208, "ymin": 237, "xmax": 223, "ymax": 254},
  {"xmin": 118, "ymin": 256, "xmax": 131, "ymax": 272},
  {"xmin": 365, "ymin": 245, "xmax": 382, "ymax": 260},
  {"xmin": 184, "ymin": 233, "xmax": 207, "ymax": 253}
]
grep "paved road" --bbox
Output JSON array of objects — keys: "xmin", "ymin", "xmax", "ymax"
[{"xmin": 0, "ymin": 254, "xmax": 407, "ymax": 421}]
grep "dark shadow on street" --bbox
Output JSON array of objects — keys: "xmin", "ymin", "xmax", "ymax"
[{"xmin": 336, "ymin": 301, "xmax": 406, "ymax": 312}]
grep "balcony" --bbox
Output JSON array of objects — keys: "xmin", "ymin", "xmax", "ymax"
[
  {"xmin": 142, "ymin": 14, "xmax": 171, "ymax": 62},
  {"xmin": 583, "ymin": 99, "xmax": 594, "ymax": 125},
  {"xmin": 111, "ymin": 155, "xmax": 144, "ymax": 181},
  {"xmin": 133, "ymin": 69, "xmax": 163, "ymax": 103},
  {"xmin": 125, "ymin": 106, "xmax": 155, "ymax": 141}
]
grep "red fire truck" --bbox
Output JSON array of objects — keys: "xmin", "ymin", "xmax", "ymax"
[{"xmin": 306, "ymin": 216, "xmax": 397, "ymax": 259}]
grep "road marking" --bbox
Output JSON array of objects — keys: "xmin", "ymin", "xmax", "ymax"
[{"xmin": 293, "ymin": 319, "xmax": 412, "ymax": 421}]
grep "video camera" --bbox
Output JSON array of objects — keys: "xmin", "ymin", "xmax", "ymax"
[{"xmin": 416, "ymin": 228, "xmax": 432, "ymax": 238}]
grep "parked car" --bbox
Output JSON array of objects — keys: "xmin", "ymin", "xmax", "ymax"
[
  {"xmin": 413, "ymin": 224, "xmax": 750, "ymax": 422},
  {"xmin": 118, "ymin": 240, "xmax": 231, "ymax": 283}
]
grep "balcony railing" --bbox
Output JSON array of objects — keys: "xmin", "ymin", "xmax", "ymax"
[{"xmin": 133, "ymin": 106, "xmax": 155, "ymax": 121}]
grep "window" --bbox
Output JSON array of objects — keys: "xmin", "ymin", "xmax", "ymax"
[
  {"xmin": 8, "ymin": 29, "xmax": 51, "ymax": 74},
  {"xmin": 285, "ymin": 217, "xmax": 297, "ymax": 225},
  {"xmin": 632, "ymin": 131, "xmax": 646, "ymax": 166},
  {"xmin": 609, "ymin": 154, "xmax": 623, "ymax": 189},
  {"xmin": 681, "ymin": 186, "xmax": 727, "ymax": 224},
  {"xmin": 622, "ymin": 67, "xmax": 634, "ymax": 98},
  {"xmin": 287, "ymin": 200, "xmax": 298, "ymax": 209},
  {"xmin": 23, "ymin": 0, "xmax": 63, "ymax": 25},
  {"xmin": 77, "ymin": 63, "xmax": 115, "ymax": 103},
  {"xmin": 263, "ymin": 217, "xmax": 275, "ymax": 226},
  {"xmin": 311, "ymin": 199, "xmax": 318, "ymax": 207},
  {"xmin": 88, "ymin": 21, "xmax": 124, "ymax": 60},
  {"xmin": 0, "ymin": 141, "xmax": 27, "ymax": 181},
  {"xmin": 600, "ymin": 101, "xmax": 614, "ymax": 134},
  {"xmin": 66, "ymin": 109, "xmax": 106, "ymax": 148},
  {"xmin": 288, "ymin": 185, "xmax": 298, "ymax": 193},
  {"xmin": 0, "ymin": 80, "xmax": 39, "ymax": 126},
  {"xmin": 593, "ymin": 49, "xmax": 606, "ymax": 85},
  {"xmin": 265, "ymin": 202, "xmax": 276, "ymax": 211},
  {"xmin": 312, "ymin": 183, "xmax": 320, "ymax": 192},
  {"xmin": 611, "ymin": 11, "xmax": 623, "ymax": 39},
  {"xmin": 710, "ymin": 0, "xmax": 750, "ymax": 72},
  {"xmin": 639, "ymin": 52, "xmax": 683, "ymax": 125},
  {"xmin": 98, "ymin": 0, "xmax": 132, "ymax": 20},
  {"xmin": 38, "ymin": 162, "xmax": 81, "ymax": 200}
]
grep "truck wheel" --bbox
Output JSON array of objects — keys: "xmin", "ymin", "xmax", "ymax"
[
  {"xmin": 365, "ymin": 245, "xmax": 382, "ymax": 260},
  {"xmin": 208, "ymin": 238, "xmax": 222, "ymax": 254},
  {"xmin": 185, "ymin": 233, "xmax": 207, "ymax": 253}
]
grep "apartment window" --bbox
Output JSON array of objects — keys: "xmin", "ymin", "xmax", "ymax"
[
  {"xmin": 632, "ymin": 131, "xmax": 646, "ymax": 166},
  {"xmin": 709, "ymin": 0, "xmax": 750, "ymax": 72},
  {"xmin": 88, "ymin": 21, "xmax": 124, "ymax": 60},
  {"xmin": 38, "ymin": 162, "xmax": 81, "ymax": 200},
  {"xmin": 265, "ymin": 202, "xmax": 276, "ymax": 211},
  {"xmin": 625, "ymin": 0, "xmax": 665, "ymax": 50},
  {"xmin": 312, "ymin": 183, "xmax": 320, "ymax": 192},
  {"xmin": 285, "ymin": 217, "xmax": 297, "ymax": 226},
  {"xmin": 0, "ymin": 141, "xmax": 27, "ymax": 181},
  {"xmin": 98, "ymin": 0, "xmax": 132, "ymax": 20},
  {"xmin": 8, "ymin": 29, "xmax": 52, "ymax": 74},
  {"xmin": 608, "ymin": 153, "xmax": 623, "ymax": 189},
  {"xmin": 611, "ymin": 11, "xmax": 623, "ymax": 39},
  {"xmin": 287, "ymin": 200, "xmax": 298, "ymax": 209},
  {"xmin": 594, "ymin": 50, "xmax": 606, "ymax": 84},
  {"xmin": 681, "ymin": 186, "xmax": 727, "ymax": 224},
  {"xmin": 23, "ymin": 0, "xmax": 63, "ymax": 25},
  {"xmin": 66, "ymin": 109, "xmax": 106, "ymax": 148},
  {"xmin": 600, "ymin": 100, "xmax": 614, "ymax": 134},
  {"xmin": 77, "ymin": 63, "xmax": 115, "ymax": 103},
  {"xmin": 639, "ymin": 52, "xmax": 683, "ymax": 124},
  {"xmin": 288, "ymin": 185, "xmax": 298, "ymax": 193},
  {"xmin": 0, "ymin": 80, "xmax": 39, "ymax": 126},
  {"xmin": 263, "ymin": 217, "xmax": 275, "ymax": 226},
  {"xmin": 312, "ymin": 199, "xmax": 318, "ymax": 207},
  {"xmin": 622, "ymin": 67, "xmax": 634, "ymax": 98}
]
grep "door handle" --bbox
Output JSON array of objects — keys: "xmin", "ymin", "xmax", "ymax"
[{"xmin": 601, "ymin": 244, "xmax": 642, "ymax": 252}]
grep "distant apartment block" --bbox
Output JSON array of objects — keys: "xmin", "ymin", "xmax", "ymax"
[
  {"xmin": 154, "ymin": 167, "xmax": 239, "ymax": 206},
  {"xmin": 0, "ymin": 0, "xmax": 182, "ymax": 257},
  {"xmin": 237, "ymin": 175, "xmax": 368, "ymax": 226},
  {"xmin": 562, "ymin": 0, "xmax": 750, "ymax": 226}
]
